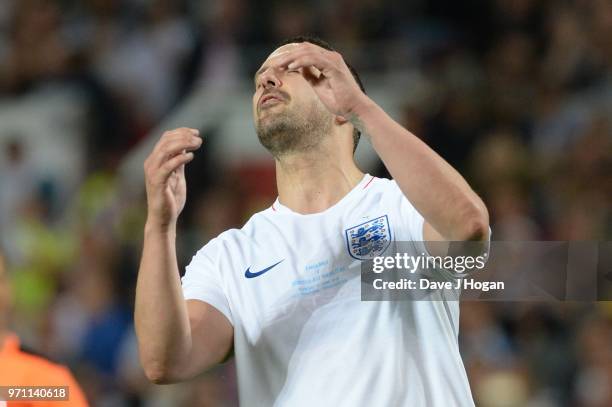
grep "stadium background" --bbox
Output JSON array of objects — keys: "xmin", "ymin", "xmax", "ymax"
[{"xmin": 0, "ymin": 0, "xmax": 611, "ymax": 405}]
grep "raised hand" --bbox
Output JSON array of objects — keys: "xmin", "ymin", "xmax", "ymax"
[
  {"xmin": 143, "ymin": 128, "xmax": 202, "ymax": 230},
  {"xmin": 267, "ymin": 42, "xmax": 370, "ymax": 123}
]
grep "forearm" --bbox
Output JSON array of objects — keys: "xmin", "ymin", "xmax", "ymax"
[
  {"xmin": 352, "ymin": 99, "xmax": 488, "ymax": 240},
  {"xmin": 135, "ymin": 222, "xmax": 192, "ymax": 381}
]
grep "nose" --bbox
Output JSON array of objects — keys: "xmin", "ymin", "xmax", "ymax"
[{"xmin": 258, "ymin": 68, "xmax": 282, "ymax": 89}]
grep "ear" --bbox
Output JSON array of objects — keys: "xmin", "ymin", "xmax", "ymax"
[{"xmin": 334, "ymin": 115, "xmax": 348, "ymax": 125}]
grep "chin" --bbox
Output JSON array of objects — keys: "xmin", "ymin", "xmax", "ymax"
[
  {"xmin": 258, "ymin": 110, "xmax": 288, "ymax": 127},
  {"xmin": 259, "ymin": 104, "xmax": 285, "ymax": 117}
]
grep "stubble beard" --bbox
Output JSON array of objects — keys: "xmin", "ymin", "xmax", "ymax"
[{"xmin": 255, "ymin": 100, "xmax": 332, "ymax": 158}]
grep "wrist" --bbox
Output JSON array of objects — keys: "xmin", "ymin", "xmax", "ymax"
[
  {"xmin": 144, "ymin": 219, "xmax": 177, "ymax": 238},
  {"xmin": 347, "ymin": 96, "xmax": 377, "ymax": 133}
]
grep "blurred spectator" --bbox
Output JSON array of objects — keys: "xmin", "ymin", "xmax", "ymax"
[
  {"xmin": 0, "ymin": 138, "xmax": 37, "ymax": 262},
  {"xmin": 573, "ymin": 314, "xmax": 612, "ymax": 406},
  {"xmin": 0, "ymin": 0, "xmax": 71, "ymax": 93},
  {"xmin": 0, "ymin": 250, "xmax": 90, "ymax": 406}
]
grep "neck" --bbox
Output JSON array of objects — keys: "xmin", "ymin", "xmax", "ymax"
[{"xmin": 275, "ymin": 144, "xmax": 363, "ymax": 214}]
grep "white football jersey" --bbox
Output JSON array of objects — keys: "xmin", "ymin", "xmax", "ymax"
[{"xmin": 182, "ymin": 174, "xmax": 476, "ymax": 406}]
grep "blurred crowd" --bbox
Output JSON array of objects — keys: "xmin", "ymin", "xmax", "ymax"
[{"xmin": 0, "ymin": 0, "xmax": 611, "ymax": 406}]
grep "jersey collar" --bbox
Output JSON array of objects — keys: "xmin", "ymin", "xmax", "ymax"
[{"xmin": 271, "ymin": 173, "xmax": 374, "ymax": 216}]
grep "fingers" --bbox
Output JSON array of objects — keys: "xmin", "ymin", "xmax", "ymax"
[
  {"xmin": 146, "ymin": 128, "xmax": 202, "ymax": 171},
  {"xmin": 155, "ymin": 152, "xmax": 194, "ymax": 184},
  {"xmin": 302, "ymin": 65, "xmax": 324, "ymax": 84},
  {"xmin": 269, "ymin": 43, "xmax": 340, "ymax": 73},
  {"xmin": 144, "ymin": 128, "xmax": 202, "ymax": 185},
  {"xmin": 274, "ymin": 50, "xmax": 327, "ymax": 73}
]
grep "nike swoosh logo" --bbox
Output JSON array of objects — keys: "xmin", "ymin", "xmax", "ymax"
[{"xmin": 244, "ymin": 259, "xmax": 284, "ymax": 279}]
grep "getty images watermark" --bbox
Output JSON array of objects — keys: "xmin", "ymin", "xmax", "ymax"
[
  {"xmin": 370, "ymin": 251, "xmax": 502, "ymax": 292},
  {"xmin": 361, "ymin": 241, "xmax": 612, "ymax": 301}
]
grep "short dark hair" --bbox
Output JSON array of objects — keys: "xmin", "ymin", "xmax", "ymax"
[{"xmin": 278, "ymin": 35, "xmax": 366, "ymax": 153}]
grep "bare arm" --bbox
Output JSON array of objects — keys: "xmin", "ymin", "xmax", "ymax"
[
  {"xmin": 351, "ymin": 101, "xmax": 490, "ymax": 250},
  {"xmin": 135, "ymin": 128, "xmax": 233, "ymax": 384}
]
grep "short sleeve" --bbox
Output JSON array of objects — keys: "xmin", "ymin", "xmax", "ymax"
[
  {"xmin": 389, "ymin": 180, "xmax": 427, "ymax": 247},
  {"xmin": 182, "ymin": 240, "xmax": 234, "ymax": 326}
]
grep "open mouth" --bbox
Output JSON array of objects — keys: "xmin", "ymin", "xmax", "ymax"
[
  {"xmin": 261, "ymin": 97, "xmax": 282, "ymax": 106},
  {"xmin": 259, "ymin": 94, "xmax": 285, "ymax": 109}
]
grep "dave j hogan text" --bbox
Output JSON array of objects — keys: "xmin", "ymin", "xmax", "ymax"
[{"xmin": 372, "ymin": 278, "xmax": 505, "ymax": 292}]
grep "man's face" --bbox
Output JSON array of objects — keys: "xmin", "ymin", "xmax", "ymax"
[{"xmin": 252, "ymin": 43, "xmax": 332, "ymax": 156}]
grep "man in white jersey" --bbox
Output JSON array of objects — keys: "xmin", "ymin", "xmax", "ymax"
[{"xmin": 135, "ymin": 36, "xmax": 490, "ymax": 406}]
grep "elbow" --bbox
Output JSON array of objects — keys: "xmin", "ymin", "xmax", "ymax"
[
  {"xmin": 142, "ymin": 359, "xmax": 182, "ymax": 385},
  {"xmin": 457, "ymin": 202, "xmax": 489, "ymax": 241},
  {"xmin": 143, "ymin": 364, "xmax": 173, "ymax": 385}
]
